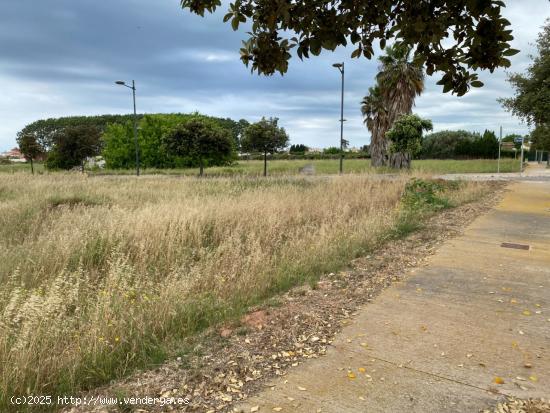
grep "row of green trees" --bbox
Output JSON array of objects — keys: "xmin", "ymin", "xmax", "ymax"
[
  {"xmin": 419, "ymin": 130, "xmax": 505, "ymax": 159},
  {"xmin": 101, "ymin": 114, "xmax": 234, "ymax": 169},
  {"xmin": 17, "ymin": 113, "xmax": 249, "ymax": 152},
  {"xmin": 16, "ymin": 113, "xmax": 248, "ymax": 173},
  {"xmin": 103, "ymin": 114, "xmax": 288, "ymax": 175},
  {"xmin": 17, "ymin": 114, "xmax": 290, "ymax": 176},
  {"xmin": 285, "ymin": 130, "xmax": 520, "ymax": 162}
]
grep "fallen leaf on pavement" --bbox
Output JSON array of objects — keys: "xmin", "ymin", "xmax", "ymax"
[{"xmin": 493, "ymin": 377, "xmax": 505, "ymax": 384}]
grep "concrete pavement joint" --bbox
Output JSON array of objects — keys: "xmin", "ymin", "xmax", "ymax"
[{"xmin": 362, "ymin": 353, "xmax": 507, "ymax": 396}]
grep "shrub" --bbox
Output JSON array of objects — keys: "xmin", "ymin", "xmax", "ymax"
[
  {"xmin": 420, "ymin": 130, "xmax": 477, "ymax": 159},
  {"xmin": 402, "ymin": 178, "xmax": 454, "ymax": 211}
]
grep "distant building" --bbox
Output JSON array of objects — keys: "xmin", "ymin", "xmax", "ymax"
[
  {"xmin": 86, "ymin": 156, "xmax": 106, "ymax": 169},
  {"xmin": 0, "ymin": 147, "xmax": 26, "ymax": 162}
]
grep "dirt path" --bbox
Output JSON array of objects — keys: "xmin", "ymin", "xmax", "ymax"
[{"xmin": 235, "ymin": 180, "xmax": 550, "ymax": 412}]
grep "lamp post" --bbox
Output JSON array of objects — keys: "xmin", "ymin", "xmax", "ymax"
[
  {"xmin": 115, "ymin": 80, "xmax": 140, "ymax": 176},
  {"xmin": 520, "ymin": 135, "xmax": 525, "ymax": 174},
  {"xmin": 497, "ymin": 126, "xmax": 502, "ymax": 174},
  {"xmin": 333, "ymin": 62, "xmax": 345, "ymax": 174}
]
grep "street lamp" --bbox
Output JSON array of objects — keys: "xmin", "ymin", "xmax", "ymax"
[
  {"xmin": 497, "ymin": 125, "xmax": 502, "ymax": 174},
  {"xmin": 115, "ymin": 80, "xmax": 140, "ymax": 176},
  {"xmin": 520, "ymin": 135, "xmax": 525, "ymax": 174},
  {"xmin": 333, "ymin": 62, "xmax": 345, "ymax": 174}
]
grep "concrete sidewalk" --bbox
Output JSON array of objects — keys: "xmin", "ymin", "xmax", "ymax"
[{"xmin": 236, "ymin": 181, "xmax": 550, "ymax": 412}]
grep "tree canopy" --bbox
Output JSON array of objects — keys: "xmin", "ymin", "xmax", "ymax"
[
  {"xmin": 102, "ymin": 114, "xmax": 237, "ymax": 170},
  {"xmin": 419, "ymin": 130, "xmax": 506, "ymax": 159},
  {"xmin": 531, "ymin": 124, "xmax": 550, "ymax": 152},
  {"xmin": 289, "ymin": 144, "xmax": 309, "ymax": 154},
  {"xmin": 182, "ymin": 0, "xmax": 518, "ymax": 95},
  {"xmin": 242, "ymin": 117, "xmax": 289, "ymax": 176},
  {"xmin": 420, "ymin": 130, "xmax": 477, "ymax": 159},
  {"xmin": 241, "ymin": 117, "xmax": 289, "ymax": 154},
  {"xmin": 163, "ymin": 118, "xmax": 234, "ymax": 175},
  {"xmin": 17, "ymin": 134, "xmax": 44, "ymax": 174},
  {"xmin": 385, "ymin": 114, "xmax": 432, "ymax": 168},
  {"xmin": 500, "ymin": 19, "xmax": 550, "ymax": 126},
  {"xmin": 45, "ymin": 125, "xmax": 102, "ymax": 170}
]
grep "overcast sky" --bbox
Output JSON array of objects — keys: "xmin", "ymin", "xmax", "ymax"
[{"xmin": 0, "ymin": 1, "xmax": 549, "ymax": 151}]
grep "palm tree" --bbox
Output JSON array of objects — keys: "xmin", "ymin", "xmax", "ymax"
[
  {"xmin": 361, "ymin": 86, "xmax": 389, "ymax": 167},
  {"xmin": 362, "ymin": 45, "xmax": 425, "ymax": 168}
]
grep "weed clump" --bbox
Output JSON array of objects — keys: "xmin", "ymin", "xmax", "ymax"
[
  {"xmin": 402, "ymin": 178, "xmax": 458, "ymax": 211},
  {"xmin": 392, "ymin": 178, "xmax": 469, "ymax": 238}
]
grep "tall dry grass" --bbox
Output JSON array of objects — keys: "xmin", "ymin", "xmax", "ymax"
[{"xmin": 0, "ymin": 173, "xmax": 489, "ymax": 408}]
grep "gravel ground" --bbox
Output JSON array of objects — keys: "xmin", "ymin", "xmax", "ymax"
[{"xmin": 66, "ymin": 182, "xmax": 522, "ymax": 413}]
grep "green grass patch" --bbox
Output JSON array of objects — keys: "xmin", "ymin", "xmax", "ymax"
[
  {"xmin": 0, "ymin": 162, "xmax": 45, "ymax": 174},
  {"xmin": 0, "ymin": 158, "xmax": 521, "ymax": 176}
]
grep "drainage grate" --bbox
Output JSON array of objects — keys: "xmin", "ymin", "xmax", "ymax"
[{"xmin": 501, "ymin": 242, "xmax": 530, "ymax": 251}]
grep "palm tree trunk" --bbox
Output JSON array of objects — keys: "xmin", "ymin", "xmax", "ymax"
[
  {"xmin": 370, "ymin": 126, "xmax": 388, "ymax": 167},
  {"xmin": 370, "ymin": 136, "xmax": 387, "ymax": 167}
]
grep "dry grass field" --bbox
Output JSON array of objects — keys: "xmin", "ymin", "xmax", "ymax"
[{"xmin": 0, "ymin": 173, "xmax": 490, "ymax": 409}]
